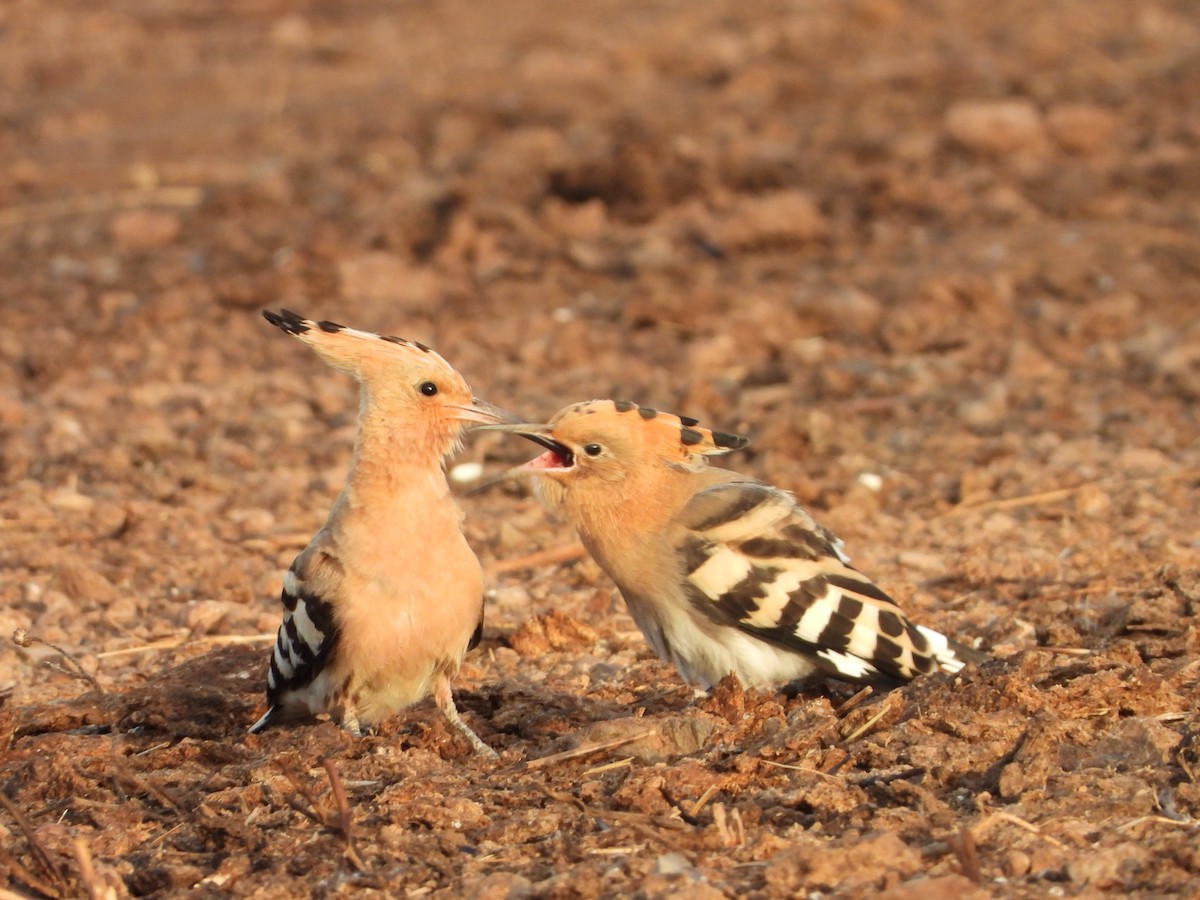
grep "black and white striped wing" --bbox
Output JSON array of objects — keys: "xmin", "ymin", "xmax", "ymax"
[
  {"xmin": 675, "ymin": 481, "xmax": 982, "ymax": 684},
  {"xmin": 249, "ymin": 539, "xmax": 343, "ymax": 733}
]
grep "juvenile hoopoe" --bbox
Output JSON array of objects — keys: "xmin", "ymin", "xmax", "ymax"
[
  {"xmin": 249, "ymin": 309, "xmax": 510, "ymax": 757},
  {"xmin": 490, "ymin": 400, "xmax": 985, "ymax": 691}
]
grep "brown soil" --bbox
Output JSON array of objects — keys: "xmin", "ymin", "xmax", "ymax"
[{"xmin": 2, "ymin": 0, "xmax": 1199, "ymax": 896}]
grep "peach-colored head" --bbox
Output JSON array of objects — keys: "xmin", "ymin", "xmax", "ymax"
[
  {"xmin": 493, "ymin": 399, "xmax": 749, "ymax": 512},
  {"xmin": 263, "ymin": 309, "xmax": 512, "ymax": 459}
]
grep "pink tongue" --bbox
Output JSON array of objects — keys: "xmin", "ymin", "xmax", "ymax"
[{"xmin": 523, "ymin": 450, "xmax": 566, "ymax": 470}]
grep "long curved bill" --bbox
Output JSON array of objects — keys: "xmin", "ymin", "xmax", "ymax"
[
  {"xmin": 473, "ymin": 422, "xmax": 575, "ymax": 471},
  {"xmin": 445, "ymin": 399, "xmax": 523, "ymax": 426}
]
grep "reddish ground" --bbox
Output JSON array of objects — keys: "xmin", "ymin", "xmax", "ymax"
[{"xmin": 1, "ymin": 0, "xmax": 1198, "ymax": 896}]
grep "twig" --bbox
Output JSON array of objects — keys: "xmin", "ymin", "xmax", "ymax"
[
  {"xmin": 0, "ymin": 845, "xmax": 63, "ymax": 899},
  {"xmin": 973, "ymin": 811, "xmax": 1067, "ymax": 849},
  {"xmin": 688, "ymin": 784, "xmax": 720, "ymax": 818},
  {"xmin": 833, "ymin": 685, "xmax": 874, "ymax": 717},
  {"xmin": 938, "ymin": 469, "xmax": 1200, "ymax": 518},
  {"xmin": 953, "ymin": 824, "xmax": 981, "ymax": 882},
  {"xmin": 539, "ymin": 787, "xmax": 689, "ymax": 833},
  {"xmin": 72, "ymin": 836, "xmax": 115, "ymax": 900},
  {"xmin": 843, "ymin": 702, "xmax": 894, "ymax": 743},
  {"xmin": 852, "ymin": 766, "xmax": 926, "ymax": 788},
  {"xmin": 109, "ymin": 761, "xmax": 183, "ymax": 812},
  {"xmin": 518, "ymin": 729, "xmax": 655, "ymax": 771},
  {"xmin": 1117, "ymin": 815, "xmax": 1198, "ymax": 832},
  {"xmin": 711, "ymin": 803, "xmax": 732, "ymax": 846},
  {"xmin": 757, "ymin": 758, "xmax": 844, "ymax": 782},
  {"xmin": 582, "ymin": 757, "xmax": 634, "ymax": 776},
  {"xmin": 0, "ymin": 792, "xmax": 68, "ymax": 893},
  {"xmin": 12, "ymin": 629, "xmax": 103, "ymax": 694},
  {"xmin": 488, "ymin": 543, "xmax": 587, "ymax": 577},
  {"xmin": 146, "ymin": 822, "xmax": 185, "ymax": 848},
  {"xmin": 730, "ymin": 806, "xmax": 746, "ymax": 846},
  {"xmin": 822, "ymin": 748, "xmax": 851, "ymax": 775},
  {"xmin": 322, "ymin": 759, "xmax": 365, "ymax": 871},
  {"xmin": 277, "ymin": 763, "xmax": 330, "ymax": 827},
  {"xmin": 95, "ymin": 633, "xmax": 275, "ymax": 659}
]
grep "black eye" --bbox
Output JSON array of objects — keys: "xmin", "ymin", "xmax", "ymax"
[
  {"xmin": 583, "ymin": 443, "xmax": 603, "ymax": 457},
  {"xmin": 418, "ymin": 381, "xmax": 438, "ymax": 397}
]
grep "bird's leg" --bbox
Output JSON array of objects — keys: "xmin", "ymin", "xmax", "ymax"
[
  {"xmin": 433, "ymin": 675, "xmax": 497, "ymax": 758},
  {"xmin": 341, "ymin": 701, "xmax": 363, "ymax": 738}
]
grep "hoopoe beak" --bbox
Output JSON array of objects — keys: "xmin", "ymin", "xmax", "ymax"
[
  {"xmin": 474, "ymin": 422, "xmax": 576, "ymax": 472},
  {"xmin": 444, "ymin": 398, "xmax": 523, "ymax": 427}
]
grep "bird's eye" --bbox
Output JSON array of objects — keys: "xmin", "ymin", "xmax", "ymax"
[
  {"xmin": 418, "ymin": 381, "xmax": 438, "ymax": 397},
  {"xmin": 583, "ymin": 443, "xmax": 603, "ymax": 457}
]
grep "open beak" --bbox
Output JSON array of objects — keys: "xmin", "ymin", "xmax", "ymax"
[
  {"xmin": 445, "ymin": 398, "xmax": 523, "ymax": 426},
  {"xmin": 474, "ymin": 422, "xmax": 575, "ymax": 472}
]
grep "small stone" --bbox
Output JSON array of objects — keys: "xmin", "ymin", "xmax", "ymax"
[
  {"xmin": 1073, "ymin": 484, "xmax": 1112, "ymax": 517},
  {"xmin": 226, "ymin": 508, "xmax": 276, "ymax": 537},
  {"xmin": 1007, "ymin": 339, "xmax": 1063, "ymax": 382},
  {"xmin": 0, "ymin": 388, "xmax": 25, "ymax": 425},
  {"xmin": 997, "ymin": 762, "xmax": 1026, "ymax": 799},
  {"xmin": 54, "ymin": 561, "xmax": 119, "ymax": 604},
  {"xmin": 1067, "ymin": 843, "xmax": 1151, "ymax": 889},
  {"xmin": 897, "ymin": 550, "xmax": 946, "ymax": 573},
  {"xmin": 459, "ymin": 872, "xmax": 534, "ymax": 900},
  {"xmin": 187, "ymin": 599, "xmax": 236, "ymax": 634},
  {"xmin": 857, "ymin": 472, "xmax": 883, "ymax": 492},
  {"xmin": 132, "ymin": 416, "xmax": 177, "ymax": 456},
  {"xmin": 708, "ymin": 189, "xmax": 827, "ymax": 251},
  {"xmin": 654, "ymin": 852, "xmax": 696, "ymax": 876},
  {"xmin": 764, "ymin": 831, "xmax": 921, "ymax": 892},
  {"xmin": 1004, "ymin": 850, "xmax": 1032, "ymax": 877},
  {"xmin": 879, "ymin": 874, "xmax": 990, "ymax": 900},
  {"xmin": 271, "ymin": 14, "xmax": 313, "ymax": 50},
  {"xmin": 46, "ymin": 485, "xmax": 95, "ymax": 512},
  {"xmin": 542, "ymin": 197, "xmax": 608, "ymax": 239},
  {"xmin": 794, "ymin": 286, "xmax": 883, "ymax": 338},
  {"xmin": 449, "ymin": 462, "xmax": 484, "ymax": 485},
  {"xmin": 945, "ymin": 99, "xmax": 1049, "ymax": 155},
  {"xmin": 1046, "ymin": 104, "xmax": 1118, "ymax": 155},
  {"xmin": 958, "ymin": 382, "xmax": 1009, "ymax": 431}
]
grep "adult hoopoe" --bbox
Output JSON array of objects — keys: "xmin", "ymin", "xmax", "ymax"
[
  {"xmin": 489, "ymin": 400, "xmax": 985, "ymax": 691},
  {"xmin": 249, "ymin": 309, "xmax": 511, "ymax": 756}
]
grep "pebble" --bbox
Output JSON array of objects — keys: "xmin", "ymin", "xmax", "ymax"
[
  {"xmin": 958, "ymin": 382, "xmax": 1010, "ymax": 431},
  {"xmin": 944, "ymin": 99, "xmax": 1049, "ymax": 155},
  {"xmin": 186, "ymin": 599, "xmax": 236, "ymax": 634},
  {"xmin": 449, "ymin": 461, "xmax": 484, "ymax": 485},
  {"xmin": 794, "ymin": 286, "xmax": 883, "ymax": 338},
  {"xmin": 857, "ymin": 472, "xmax": 884, "ymax": 492},
  {"xmin": 1046, "ymin": 103, "xmax": 1118, "ymax": 155},
  {"xmin": 707, "ymin": 189, "xmax": 827, "ymax": 251},
  {"xmin": 53, "ymin": 561, "xmax": 119, "ymax": 604},
  {"xmin": 46, "ymin": 484, "xmax": 95, "ymax": 512}
]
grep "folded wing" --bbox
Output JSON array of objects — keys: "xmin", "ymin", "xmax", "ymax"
[{"xmin": 674, "ymin": 481, "xmax": 983, "ymax": 684}]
